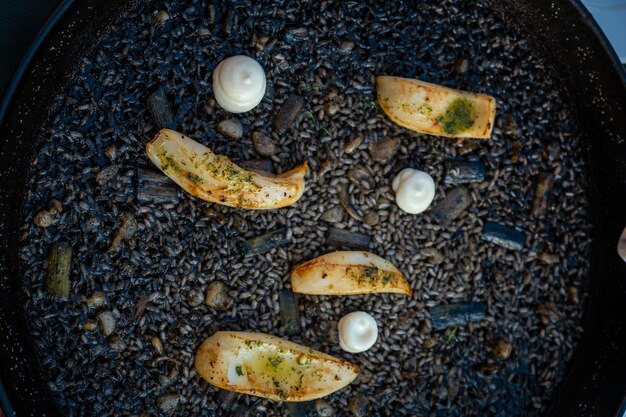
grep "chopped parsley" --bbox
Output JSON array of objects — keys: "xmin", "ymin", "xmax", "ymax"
[
  {"xmin": 242, "ymin": 340, "xmax": 264, "ymax": 349},
  {"xmin": 400, "ymin": 102, "xmax": 433, "ymax": 115},
  {"xmin": 206, "ymin": 158, "xmax": 254, "ymax": 184},
  {"xmin": 362, "ymin": 95, "xmax": 376, "ymax": 109},
  {"xmin": 186, "ymin": 172, "xmax": 203, "ymax": 184},
  {"xmin": 306, "ymin": 110, "xmax": 319, "ymax": 131},
  {"xmin": 272, "ymin": 379, "xmax": 287, "ymax": 399},
  {"xmin": 195, "ymin": 152, "xmax": 213, "ymax": 169},
  {"xmin": 437, "ymin": 98, "xmax": 476, "ymax": 134},
  {"xmin": 202, "ymin": 156, "xmax": 258, "ymax": 207},
  {"xmin": 347, "ymin": 264, "xmax": 397, "ymax": 287},
  {"xmin": 447, "ymin": 325, "xmax": 459, "ymax": 342},
  {"xmin": 295, "ymin": 373, "xmax": 304, "ymax": 391},
  {"xmin": 267, "ymin": 356, "xmax": 284, "ymax": 369},
  {"xmin": 235, "ymin": 366, "xmax": 243, "ymax": 376},
  {"xmin": 158, "ymin": 150, "xmax": 182, "ymax": 173},
  {"xmin": 301, "ymin": 81, "xmax": 322, "ymax": 93}
]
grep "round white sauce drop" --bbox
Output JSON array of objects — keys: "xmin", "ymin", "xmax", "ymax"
[
  {"xmin": 338, "ymin": 311, "xmax": 378, "ymax": 353},
  {"xmin": 392, "ymin": 168, "xmax": 436, "ymax": 214},
  {"xmin": 213, "ymin": 55, "xmax": 266, "ymax": 113}
]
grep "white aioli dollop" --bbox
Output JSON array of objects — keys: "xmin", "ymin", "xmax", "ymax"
[
  {"xmin": 213, "ymin": 55, "xmax": 266, "ymax": 113},
  {"xmin": 392, "ymin": 168, "xmax": 436, "ymax": 214},
  {"xmin": 338, "ymin": 311, "xmax": 378, "ymax": 353}
]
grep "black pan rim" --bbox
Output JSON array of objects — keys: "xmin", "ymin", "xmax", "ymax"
[
  {"xmin": 0, "ymin": 0, "xmax": 625, "ymax": 416},
  {"xmin": 0, "ymin": 1, "xmax": 77, "ymax": 412},
  {"xmin": 0, "ymin": 0, "xmax": 75, "ymax": 127},
  {"xmin": 568, "ymin": 0, "xmax": 626, "ymax": 86}
]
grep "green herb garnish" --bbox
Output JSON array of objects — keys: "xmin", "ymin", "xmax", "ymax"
[
  {"xmin": 295, "ymin": 373, "xmax": 304, "ymax": 391},
  {"xmin": 400, "ymin": 102, "xmax": 433, "ymax": 115},
  {"xmin": 186, "ymin": 172, "xmax": 203, "ymax": 184},
  {"xmin": 195, "ymin": 152, "xmax": 213, "ymax": 168},
  {"xmin": 362, "ymin": 95, "xmax": 375, "ymax": 109},
  {"xmin": 301, "ymin": 81, "xmax": 322, "ymax": 93},
  {"xmin": 158, "ymin": 150, "xmax": 182, "ymax": 173},
  {"xmin": 437, "ymin": 98, "xmax": 476, "ymax": 134},
  {"xmin": 306, "ymin": 110, "xmax": 319, "ymax": 131},
  {"xmin": 447, "ymin": 325, "xmax": 459, "ymax": 342},
  {"xmin": 347, "ymin": 264, "xmax": 397, "ymax": 287},
  {"xmin": 267, "ymin": 356, "xmax": 284, "ymax": 369}
]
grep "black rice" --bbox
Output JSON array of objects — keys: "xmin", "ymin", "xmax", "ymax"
[{"xmin": 20, "ymin": 0, "xmax": 591, "ymax": 416}]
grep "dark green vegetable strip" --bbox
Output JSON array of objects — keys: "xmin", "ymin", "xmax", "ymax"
[
  {"xmin": 215, "ymin": 389, "xmax": 236, "ymax": 410},
  {"xmin": 430, "ymin": 187, "xmax": 471, "ymax": 226},
  {"xmin": 240, "ymin": 227, "xmax": 288, "ymax": 257},
  {"xmin": 137, "ymin": 167, "xmax": 180, "ymax": 204},
  {"xmin": 237, "ymin": 159, "xmax": 274, "ymax": 175},
  {"xmin": 531, "ymin": 171, "xmax": 554, "ymax": 217},
  {"xmin": 279, "ymin": 290, "xmax": 300, "ymax": 336},
  {"xmin": 429, "ymin": 302, "xmax": 487, "ymax": 330},
  {"xmin": 326, "ymin": 227, "xmax": 371, "ymax": 249},
  {"xmin": 481, "ymin": 221, "xmax": 526, "ymax": 251},
  {"xmin": 286, "ymin": 402, "xmax": 316, "ymax": 417},
  {"xmin": 444, "ymin": 159, "xmax": 487, "ymax": 185},
  {"xmin": 148, "ymin": 87, "xmax": 176, "ymax": 130},
  {"xmin": 216, "ymin": 390, "xmax": 259, "ymax": 417},
  {"xmin": 273, "ymin": 94, "xmax": 304, "ymax": 134},
  {"xmin": 46, "ymin": 244, "xmax": 72, "ymax": 299}
]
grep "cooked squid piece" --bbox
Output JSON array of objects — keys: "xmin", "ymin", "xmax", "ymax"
[
  {"xmin": 291, "ymin": 251, "xmax": 412, "ymax": 296},
  {"xmin": 195, "ymin": 331, "xmax": 359, "ymax": 402},
  {"xmin": 376, "ymin": 76, "xmax": 496, "ymax": 139},
  {"xmin": 146, "ymin": 129, "xmax": 307, "ymax": 209}
]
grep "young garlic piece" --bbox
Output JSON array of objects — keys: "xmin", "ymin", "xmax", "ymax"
[
  {"xmin": 213, "ymin": 55, "xmax": 266, "ymax": 113},
  {"xmin": 338, "ymin": 312, "xmax": 378, "ymax": 353},
  {"xmin": 392, "ymin": 168, "xmax": 435, "ymax": 214}
]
